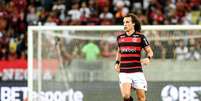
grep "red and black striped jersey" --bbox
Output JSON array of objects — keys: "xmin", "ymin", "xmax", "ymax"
[{"xmin": 117, "ymin": 32, "xmax": 150, "ymax": 73}]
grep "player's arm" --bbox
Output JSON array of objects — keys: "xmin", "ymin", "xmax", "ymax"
[
  {"xmin": 144, "ymin": 46, "xmax": 153, "ymax": 59},
  {"xmin": 141, "ymin": 45, "xmax": 153, "ymax": 65},
  {"xmin": 141, "ymin": 35, "xmax": 153, "ymax": 65},
  {"xmin": 114, "ymin": 47, "xmax": 120, "ymax": 72}
]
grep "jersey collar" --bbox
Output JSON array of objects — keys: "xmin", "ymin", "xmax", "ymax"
[{"xmin": 125, "ymin": 31, "xmax": 139, "ymax": 37}]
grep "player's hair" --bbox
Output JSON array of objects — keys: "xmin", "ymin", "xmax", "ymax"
[{"xmin": 124, "ymin": 13, "xmax": 141, "ymax": 32}]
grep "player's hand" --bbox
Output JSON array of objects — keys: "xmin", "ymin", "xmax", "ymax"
[
  {"xmin": 114, "ymin": 64, "xmax": 120, "ymax": 73},
  {"xmin": 141, "ymin": 58, "xmax": 150, "ymax": 65}
]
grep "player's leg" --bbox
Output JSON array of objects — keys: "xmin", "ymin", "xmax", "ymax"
[
  {"xmin": 120, "ymin": 83, "xmax": 132, "ymax": 101},
  {"xmin": 119, "ymin": 73, "xmax": 133, "ymax": 101},
  {"xmin": 136, "ymin": 89, "xmax": 146, "ymax": 101},
  {"xmin": 130, "ymin": 72, "xmax": 147, "ymax": 101}
]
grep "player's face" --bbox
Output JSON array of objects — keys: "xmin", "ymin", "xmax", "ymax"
[{"xmin": 123, "ymin": 17, "xmax": 134, "ymax": 32}]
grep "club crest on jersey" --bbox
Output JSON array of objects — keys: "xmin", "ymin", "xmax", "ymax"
[
  {"xmin": 132, "ymin": 35, "xmax": 139, "ymax": 37},
  {"xmin": 132, "ymin": 38, "xmax": 141, "ymax": 42}
]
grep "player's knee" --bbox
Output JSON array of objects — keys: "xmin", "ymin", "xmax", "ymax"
[
  {"xmin": 123, "ymin": 94, "xmax": 130, "ymax": 99},
  {"xmin": 123, "ymin": 94, "xmax": 130, "ymax": 101},
  {"xmin": 137, "ymin": 96, "xmax": 146, "ymax": 101}
]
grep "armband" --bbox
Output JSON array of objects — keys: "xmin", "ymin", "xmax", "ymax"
[
  {"xmin": 147, "ymin": 56, "xmax": 152, "ymax": 60},
  {"xmin": 115, "ymin": 60, "xmax": 120, "ymax": 64}
]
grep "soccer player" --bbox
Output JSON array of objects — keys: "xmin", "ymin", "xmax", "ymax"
[{"xmin": 114, "ymin": 13, "xmax": 153, "ymax": 101}]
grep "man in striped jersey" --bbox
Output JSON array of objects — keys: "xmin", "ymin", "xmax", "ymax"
[{"xmin": 115, "ymin": 13, "xmax": 153, "ymax": 101}]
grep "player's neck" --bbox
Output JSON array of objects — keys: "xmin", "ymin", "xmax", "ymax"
[{"xmin": 126, "ymin": 29, "xmax": 135, "ymax": 36}]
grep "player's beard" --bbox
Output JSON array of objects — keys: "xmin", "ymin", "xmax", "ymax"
[{"xmin": 124, "ymin": 26, "xmax": 129, "ymax": 32}]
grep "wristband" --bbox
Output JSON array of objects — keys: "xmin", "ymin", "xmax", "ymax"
[
  {"xmin": 115, "ymin": 60, "xmax": 120, "ymax": 64},
  {"xmin": 147, "ymin": 56, "xmax": 151, "ymax": 60}
]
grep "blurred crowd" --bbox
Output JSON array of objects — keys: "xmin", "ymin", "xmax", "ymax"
[
  {"xmin": 0, "ymin": 0, "xmax": 200, "ymax": 61},
  {"xmin": 150, "ymin": 37, "xmax": 201, "ymax": 60},
  {"xmin": 59, "ymin": 33, "xmax": 201, "ymax": 64}
]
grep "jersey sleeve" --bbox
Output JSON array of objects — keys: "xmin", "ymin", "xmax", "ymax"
[
  {"xmin": 141, "ymin": 35, "xmax": 150, "ymax": 48},
  {"xmin": 116, "ymin": 35, "xmax": 120, "ymax": 47}
]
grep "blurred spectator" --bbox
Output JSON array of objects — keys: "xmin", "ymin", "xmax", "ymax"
[
  {"xmin": 0, "ymin": 17, "xmax": 7, "ymax": 37},
  {"xmin": 147, "ymin": 0, "xmax": 162, "ymax": 24},
  {"xmin": 197, "ymin": 13, "xmax": 201, "ymax": 25},
  {"xmin": 182, "ymin": 11, "xmax": 193, "ymax": 25},
  {"xmin": 44, "ymin": 13, "xmax": 57, "ymax": 26},
  {"xmin": 26, "ymin": 5, "xmax": 38, "ymax": 25},
  {"xmin": 88, "ymin": 0, "xmax": 98, "ymax": 15},
  {"xmin": 186, "ymin": 38, "xmax": 200, "ymax": 60},
  {"xmin": 8, "ymin": 38, "xmax": 17, "ymax": 60},
  {"xmin": 0, "ymin": 12, "xmax": 9, "ymax": 60},
  {"xmin": 80, "ymin": 2, "xmax": 91, "ymax": 24},
  {"xmin": 80, "ymin": 2, "xmax": 91, "ymax": 18},
  {"xmin": 99, "ymin": 6, "xmax": 113, "ymax": 25},
  {"xmin": 114, "ymin": 1, "xmax": 129, "ymax": 24},
  {"xmin": 52, "ymin": 0, "xmax": 65, "ymax": 11},
  {"xmin": 166, "ymin": 4, "xmax": 178, "ymax": 24},
  {"xmin": 99, "ymin": 40, "xmax": 116, "ymax": 58},
  {"xmin": 152, "ymin": 9, "xmax": 165, "ymax": 24},
  {"xmin": 17, "ymin": 12, "xmax": 27, "ymax": 34},
  {"xmin": 52, "ymin": 0, "xmax": 66, "ymax": 22},
  {"xmin": 195, "ymin": 39, "xmax": 201, "ymax": 56},
  {"xmin": 86, "ymin": 0, "xmax": 100, "ymax": 25},
  {"xmin": 99, "ymin": 6, "xmax": 113, "ymax": 20},
  {"xmin": 0, "ymin": 44, "xmax": 8, "ymax": 60},
  {"xmin": 81, "ymin": 41, "xmax": 100, "ymax": 61},
  {"xmin": 135, "ymin": 9, "xmax": 148, "ymax": 24},
  {"xmin": 190, "ymin": 0, "xmax": 200, "ymax": 10},
  {"xmin": 164, "ymin": 40, "xmax": 176, "ymax": 59},
  {"xmin": 175, "ymin": 40, "xmax": 188, "ymax": 60},
  {"xmin": 16, "ymin": 34, "xmax": 27, "ymax": 59},
  {"xmin": 96, "ymin": 0, "xmax": 110, "ymax": 12},
  {"xmin": 12, "ymin": 0, "xmax": 27, "ymax": 12},
  {"xmin": 67, "ymin": 3, "xmax": 81, "ymax": 25},
  {"xmin": 152, "ymin": 41, "xmax": 164, "ymax": 59},
  {"xmin": 186, "ymin": 46, "xmax": 200, "ymax": 60},
  {"xmin": 176, "ymin": 0, "xmax": 190, "ymax": 18},
  {"xmin": 113, "ymin": 0, "xmax": 130, "ymax": 10},
  {"xmin": 131, "ymin": 0, "xmax": 143, "ymax": 10},
  {"xmin": 37, "ymin": 7, "xmax": 49, "ymax": 25}
]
